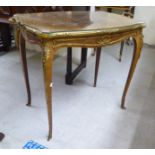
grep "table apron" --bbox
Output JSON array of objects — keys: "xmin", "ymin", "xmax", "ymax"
[
  {"xmin": 49, "ymin": 29, "xmax": 143, "ymax": 49},
  {"xmin": 19, "ymin": 28, "xmax": 143, "ymax": 51}
]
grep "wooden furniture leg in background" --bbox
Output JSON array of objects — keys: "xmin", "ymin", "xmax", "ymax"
[
  {"xmin": 94, "ymin": 47, "xmax": 101, "ymax": 87},
  {"xmin": 121, "ymin": 34, "xmax": 143, "ymax": 109},
  {"xmin": 42, "ymin": 43, "xmax": 54, "ymax": 140},
  {"xmin": 19, "ymin": 32, "xmax": 31, "ymax": 106},
  {"xmin": 65, "ymin": 47, "xmax": 73, "ymax": 84},
  {"xmin": 66, "ymin": 48, "xmax": 87, "ymax": 85},
  {"xmin": 119, "ymin": 41, "xmax": 125, "ymax": 62},
  {"xmin": 81, "ymin": 47, "xmax": 87, "ymax": 68},
  {"xmin": 0, "ymin": 23, "xmax": 11, "ymax": 52}
]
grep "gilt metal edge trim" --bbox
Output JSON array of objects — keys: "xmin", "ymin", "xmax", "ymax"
[{"xmin": 9, "ymin": 16, "xmax": 145, "ymax": 39}]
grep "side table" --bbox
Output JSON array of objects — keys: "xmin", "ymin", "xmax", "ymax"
[{"xmin": 10, "ymin": 11, "xmax": 145, "ymax": 140}]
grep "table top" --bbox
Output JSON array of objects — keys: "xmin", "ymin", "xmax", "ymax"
[{"xmin": 9, "ymin": 11, "xmax": 145, "ymax": 38}]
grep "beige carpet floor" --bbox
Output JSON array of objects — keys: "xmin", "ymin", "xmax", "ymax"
[{"xmin": 0, "ymin": 43, "xmax": 155, "ymax": 148}]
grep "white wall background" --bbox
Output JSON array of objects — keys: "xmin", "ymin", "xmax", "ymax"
[{"xmin": 134, "ymin": 6, "xmax": 155, "ymax": 45}]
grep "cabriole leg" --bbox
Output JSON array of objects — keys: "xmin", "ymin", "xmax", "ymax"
[
  {"xmin": 94, "ymin": 47, "xmax": 102, "ymax": 87},
  {"xmin": 121, "ymin": 34, "xmax": 143, "ymax": 109},
  {"xmin": 19, "ymin": 32, "xmax": 31, "ymax": 106},
  {"xmin": 42, "ymin": 44, "xmax": 55, "ymax": 140}
]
